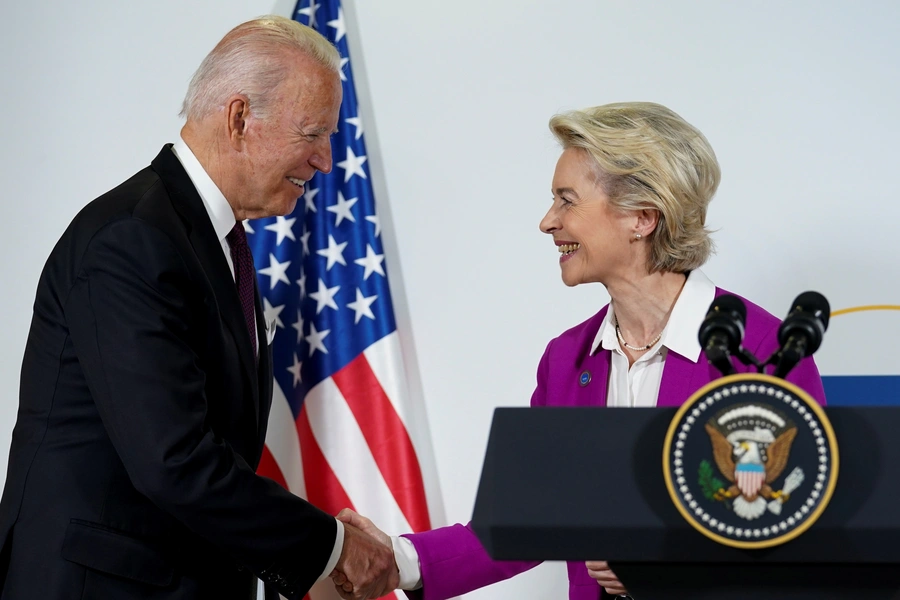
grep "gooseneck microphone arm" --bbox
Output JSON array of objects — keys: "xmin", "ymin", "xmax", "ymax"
[
  {"xmin": 733, "ymin": 346, "xmax": 765, "ymax": 372},
  {"xmin": 704, "ymin": 342, "xmax": 736, "ymax": 377},
  {"xmin": 771, "ymin": 336, "xmax": 810, "ymax": 379}
]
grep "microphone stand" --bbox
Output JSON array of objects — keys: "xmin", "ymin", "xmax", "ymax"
[
  {"xmin": 710, "ymin": 346, "xmax": 765, "ymax": 378},
  {"xmin": 734, "ymin": 347, "xmax": 765, "ymax": 374},
  {"xmin": 717, "ymin": 346, "xmax": 797, "ymax": 378}
]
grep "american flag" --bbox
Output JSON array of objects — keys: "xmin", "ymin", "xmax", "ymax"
[{"xmin": 248, "ymin": 2, "xmax": 441, "ymax": 597}]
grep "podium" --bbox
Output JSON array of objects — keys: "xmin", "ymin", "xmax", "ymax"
[{"xmin": 471, "ymin": 407, "xmax": 900, "ymax": 599}]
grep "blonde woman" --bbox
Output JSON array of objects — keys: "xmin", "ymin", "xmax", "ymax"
[{"xmin": 338, "ymin": 102, "xmax": 826, "ymax": 600}]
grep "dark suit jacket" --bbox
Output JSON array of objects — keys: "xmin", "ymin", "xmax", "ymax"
[{"xmin": 0, "ymin": 146, "xmax": 335, "ymax": 599}]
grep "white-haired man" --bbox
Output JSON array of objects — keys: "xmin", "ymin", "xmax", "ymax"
[{"xmin": 0, "ymin": 16, "xmax": 396, "ymax": 600}]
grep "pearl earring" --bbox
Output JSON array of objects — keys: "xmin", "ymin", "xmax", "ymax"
[{"xmin": 634, "ymin": 233, "xmax": 642, "ymax": 240}]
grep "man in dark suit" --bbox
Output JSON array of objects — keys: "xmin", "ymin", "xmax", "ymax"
[{"xmin": 0, "ymin": 15, "xmax": 396, "ymax": 600}]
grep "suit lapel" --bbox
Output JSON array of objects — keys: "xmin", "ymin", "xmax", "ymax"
[
  {"xmin": 188, "ymin": 221, "xmax": 261, "ymax": 425},
  {"xmin": 151, "ymin": 146, "xmax": 260, "ymax": 428},
  {"xmin": 254, "ymin": 277, "xmax": 272, "ymax": 451}
]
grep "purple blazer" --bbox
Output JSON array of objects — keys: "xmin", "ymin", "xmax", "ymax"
[{"xmin": 403, "ymin": 289, "xmax": 826, "ymax": 600}]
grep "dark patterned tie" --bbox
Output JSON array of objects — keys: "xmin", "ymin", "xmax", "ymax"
[{"xmin": 226, "ymin": 222, "xmax": 257, "ymax": 359}]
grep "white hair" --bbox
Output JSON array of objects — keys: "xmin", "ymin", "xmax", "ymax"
[{"xmin": 180, "ymin": 15, "xmax": 341, "ymax": 121}]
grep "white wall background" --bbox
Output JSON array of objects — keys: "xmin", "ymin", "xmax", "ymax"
[{"xmin": 2, "ymin": 1, "xmax": 898, "ymax": 598}]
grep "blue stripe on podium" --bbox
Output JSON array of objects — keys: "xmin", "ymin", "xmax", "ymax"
[{"xmin": 822, "ymin": 375, "xmax": 900, "ymax": 406}]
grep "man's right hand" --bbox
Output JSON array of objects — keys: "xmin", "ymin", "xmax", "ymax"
[
  {"xmin": 330, "ymin": 522, "xmax": 399, "ymax": 599},
  {"xmin": 336, "ymin": 508, "xmax": 390, "ymax": 546}
]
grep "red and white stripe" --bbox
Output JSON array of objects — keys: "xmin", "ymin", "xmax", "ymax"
[
  {"xmin": 260, "ymin": 332, "xmax": 444, "ymax": 600},
  {"xmin": 736, "ymin": 469, "xmax": 765, "ymax": 498}
]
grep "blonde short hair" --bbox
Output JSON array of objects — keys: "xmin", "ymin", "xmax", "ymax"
[
  {"xmin": 550, "ymin": 102, "xmax": 720, "ymax": 274},
  {"xmin": 180, "ymin": 15, "xmax": 341, "ymax": 121}
]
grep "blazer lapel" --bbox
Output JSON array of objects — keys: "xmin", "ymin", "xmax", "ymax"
[
  {"xmin": 585, "ymin": 350, "xmax": 611, "ymax": 407},
  {"xmin": 571, "ymin": 308, "xmax": 612, "ymax": 408},
  {"xmin": 657, "ymin": 351, "xmax": 701, "ymax": 408},
  {"xmin": 151, "ymin": 146, "xmax": 260, "ymax": 427}
]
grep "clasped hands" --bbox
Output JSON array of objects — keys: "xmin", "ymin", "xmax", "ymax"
[
  {"xmin": 328, "ymin": 507, "xmax": 629, "ymax": 598},
  {"xmin": 329, "ymin": 508, "xmax": 398, "ymax": 599}
]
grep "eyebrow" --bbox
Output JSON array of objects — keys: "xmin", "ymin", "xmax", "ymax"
[
  {"xmin": 553, "ymin": 187, "xmax": 579, "ymax": 197},
  {"xmin": 294, "ymin": 122, "xmax": 335, "ymax": 136}
]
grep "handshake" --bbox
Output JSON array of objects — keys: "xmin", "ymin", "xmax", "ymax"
[{"xmin": 329, "ymin": 509, "xmax": 400, "ymax": 599}]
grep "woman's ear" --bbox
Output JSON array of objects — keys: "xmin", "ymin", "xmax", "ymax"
[{"xmin": 636, "ymin": 208, "xmax": 660, "ymax": 237}]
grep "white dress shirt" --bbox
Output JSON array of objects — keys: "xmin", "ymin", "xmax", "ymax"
[
  {"xmin": 391, "ymin": 269, "xmax": 716, "ymax": 589},
  {"xmin": 593, "ymin": 269, "xmax": 716, "ymax": 407},
  {"xmin": 170, "ymin": 139, "xmax": 344, "ymax": 582}
]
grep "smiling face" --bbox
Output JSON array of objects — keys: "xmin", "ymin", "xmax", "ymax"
[
  {"xmin": 230, "ymin": 53, "xmax": 342, "ymax": 219},
  {"xmin": 540, "ymin": 148, "xmax": 641, "ymax": 287}
]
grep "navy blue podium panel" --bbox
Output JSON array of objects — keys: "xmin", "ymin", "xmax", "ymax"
[{"xmin": 471, "ymin": 406, "xmax": 900, "ymax": 599}]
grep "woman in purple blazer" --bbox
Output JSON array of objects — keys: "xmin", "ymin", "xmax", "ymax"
[{"xmin": 335, "ymin": 102, "xmax": 826, "ymax": 600}]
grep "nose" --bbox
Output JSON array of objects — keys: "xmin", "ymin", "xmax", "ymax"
[
  {"xmin": 540, "ymin": 203, "xmax": 559, "ymax": 234},
  {"xmin": 309, "ymin": 137, "xmax": 334, "ymax": 174}
]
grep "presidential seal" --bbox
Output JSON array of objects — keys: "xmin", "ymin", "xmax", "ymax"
[{"xmin": 663, "ymin": 373, "xmax": 838, "ymax": 549}]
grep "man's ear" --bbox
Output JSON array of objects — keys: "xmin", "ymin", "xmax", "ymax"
[{"xmin": 225, "ymin": 95, "xmax": 250, "ymax": 150}]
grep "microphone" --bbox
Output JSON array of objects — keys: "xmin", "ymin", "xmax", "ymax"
[
  {"xmin": 772, "ymin": 291, "xmax": 830, "ymax": 379},
  {"xmin": 699, "ymin": 295, "xmax": 747, "ymax": 377}
]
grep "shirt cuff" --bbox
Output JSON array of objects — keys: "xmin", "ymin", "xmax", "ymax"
[
  {"xmin": 318, "ymin": 518, "xmax": 345, "ymax": 581},
  {"xmin": 392, "ymin": 535, "xmax": 422, "ymax": 590}
]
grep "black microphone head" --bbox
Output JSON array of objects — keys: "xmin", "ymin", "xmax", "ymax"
[
  {"xmin": 698, "ymin": 294, "xmax": 747, "ymax": 353},
  {"xmin": 777, "ymin": 291, "xmax": 831, "ymax": 354},
  {"xmin": 712, "ymin": 294, "xmax": 748, "ymax": 323},
  {"xmin": 790, "ymin": 291, "xmax": 831, "ymax": 330}
]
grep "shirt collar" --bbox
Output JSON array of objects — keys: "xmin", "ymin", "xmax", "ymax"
[
  {"xmin": 663, "ymin": 269, "xmax": 716, "ymax": 362},
  {"xmin": 171, "ymin": 136, "xmax": 236, "ymax": 243},
  {"xmin": 595, "ymin": 305, "xmax": 620, "ymax": 356},
  {"xmin": 591, "ymin": 269, "xmax": 716, "ymax": 363}
]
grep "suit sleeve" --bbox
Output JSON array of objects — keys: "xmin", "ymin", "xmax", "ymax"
[{"xmin": 64, "ymin": 218, "xmax": 333, "ymax": 599}]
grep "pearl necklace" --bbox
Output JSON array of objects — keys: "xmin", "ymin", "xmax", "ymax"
[{"xmin": 615, "ymin": 316, "xmax": 663, "ymax": 352}]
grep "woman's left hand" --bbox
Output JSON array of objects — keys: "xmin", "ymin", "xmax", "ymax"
[{"xmin": 585, "ymin": 560, "xmax": 628, "ymax": 596}]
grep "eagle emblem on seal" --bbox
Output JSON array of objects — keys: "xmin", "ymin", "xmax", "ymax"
[{"xmin": 703, "ymin": 403, "xmax": 805, "ymax": 520}]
